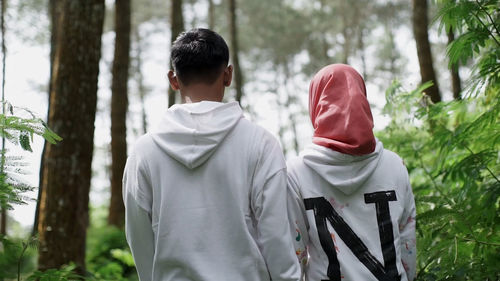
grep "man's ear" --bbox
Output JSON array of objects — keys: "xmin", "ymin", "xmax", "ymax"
[
  {"xmin": 223, "ymin": 65, "xmax": 233, "ymax": 87},
  {"xmin": 168, "ymin": 70, "xmax": 180, "ymax": 91}
]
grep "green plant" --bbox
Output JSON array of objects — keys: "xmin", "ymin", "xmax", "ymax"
[
  {"xmin": 0, "ymin": 102, "xmax": 61, "ymax": 211},
  {"xmin": 377, "ymin": 1, "xmax": 499, "ymax": 279},
  {"xmin": 0, "ymin": 102, "xmax": 62, "ymax": 280},
  {"xmin": 86, "ymin": 205, "xmax": 137, "ymax": 280},
  {"xmin": 26, "ymin": 263, "xmax": 83, "ymax": 281}
]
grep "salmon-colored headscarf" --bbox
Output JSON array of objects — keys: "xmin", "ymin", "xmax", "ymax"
[{"xmin": 309, "ymin": 64, "xmax": 376, "ymax": 155}]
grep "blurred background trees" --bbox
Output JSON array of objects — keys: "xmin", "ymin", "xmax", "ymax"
[{"xmin": 0, "ymin": 0, "xmax": 498, "ymax": 279}]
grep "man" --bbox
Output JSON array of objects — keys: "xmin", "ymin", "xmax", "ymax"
[{"xmin": 123, "ymin": 28, "xmax": 300, "ymax": 281}]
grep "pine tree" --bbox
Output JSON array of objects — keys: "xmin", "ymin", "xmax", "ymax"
[{"xmin": 37, "ymin": 0, "xmax": 105, "ymax": 273}]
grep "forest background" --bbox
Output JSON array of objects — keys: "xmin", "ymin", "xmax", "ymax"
[{"xmin": 0, "ymin": 0, "xmax": 498, "ymax": 280}]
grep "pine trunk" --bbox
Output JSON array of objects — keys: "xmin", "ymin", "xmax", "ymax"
[
  {"xmin": 447, "ymin": 29, "xmax": 462, "ymax": 100},
  {"xmin": 33, "ymin": 0, "xmax": 61, "ymax": 236},
  {"xmin": 0, "ymin": 0, "xmax": 6, "ymax": 237},
  {"xmin": 208, "ymin": 0, "xmax": 215, "ymax": 29},
  {"xmin": 133, "ymin": 28, "xmax": 148, "ymax": 134},
  {"xmin": 108, "ymin": 0, "xmax": 131, "ymax": 228},
  {"xmin": 168, "ymin": 0, "xmax": 184, "ymax": 107},
  {"xmin": 37, "ymin": 0, "xmax": 105, "ymax": 273},
  {"xmin": 412, "ymin": 0, "xmax": 441, "ymax": 103},
  {"xmin": 228, "ymin": 0, "xmax": 244, "ymax": 104}
]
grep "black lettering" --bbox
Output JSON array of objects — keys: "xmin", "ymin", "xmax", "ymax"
[{"xmin": 304, "ymin": 192, "xmax": 400, "ymax": 281}]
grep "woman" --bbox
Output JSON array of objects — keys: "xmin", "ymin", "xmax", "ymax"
[{"xmin": 287, "ymin": 64, "xmax": 416, "ymax": 281}]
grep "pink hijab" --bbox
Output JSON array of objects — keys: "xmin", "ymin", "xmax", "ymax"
[{"xmin": 309, "ymin": 64, "xmax": 376, "ymax": 155}]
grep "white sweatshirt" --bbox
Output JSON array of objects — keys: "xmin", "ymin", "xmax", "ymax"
[
  {"xmin": 287, "ymin": 140, "xmax": 416, "ymax": 281},
  {"xmin": 123, "ymin": 101, "xmax": 300, "ymax": 281}
]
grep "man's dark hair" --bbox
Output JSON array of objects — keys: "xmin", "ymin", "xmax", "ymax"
[{"xmin": 170, "ymin": 28, "xmax": 229, "ymax": 85}]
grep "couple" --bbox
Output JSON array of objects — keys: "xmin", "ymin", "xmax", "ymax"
[{"xmin": 123, "ymin": 28, "xmax": 416, "ymax": 281}]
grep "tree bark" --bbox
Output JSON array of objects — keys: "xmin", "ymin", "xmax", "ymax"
[
  {"xmin": 412, "ymin": 0, "xmax": 441, "ymax": 103},
  {"xmin": 0, "ymin": 0, "xmax": 7, "ymax": 238},
  {"xmin": 0, "ymin": 209, "xmax": 5, "ymax": 236},
  {"xmin": 208, "ymin": 0, "xmax": 214, "ymax": 29},
  {"xmin": 108, "ymin": 0, "xmax": 131, "ymax": 228},
  {"xmin": 447, "ymin": 29, "xmax": 461, "ymax": 100},
  {"xmin": 133, "ymin": 28, "xmax": 148, "ymax": 134},
  {"xmin": 34, "ymin": 0, "xmax": 61, "ymax": 236},
  {"xmin": 37, "ymin": 0, "xmax": 104, "ymax": 274},
  {"xmin": 228, "ymin": 0, "xmax": 244, "ymax": 104},
  {"xmin": 168, "ymin": 0, "xmax": 184, "ymax": 108}
]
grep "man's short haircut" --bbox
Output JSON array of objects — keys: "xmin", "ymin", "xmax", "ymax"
[{"xmin": 170, "ymin": 28, "xmax": 230, "ymax": 85}]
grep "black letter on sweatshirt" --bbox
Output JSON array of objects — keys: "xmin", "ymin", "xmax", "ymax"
[
  {"xmin": 364, "ymin": 191, "xmax": 399, "ymax": 279},
  {"xmin": 304, "ymin": 192, "xmax": 400, "ymax": 281}
]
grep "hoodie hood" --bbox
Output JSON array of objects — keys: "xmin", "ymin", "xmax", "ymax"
[
  {"xmin": 309, "ymin": 64, "xmax": 376, "ymax": 155},
  {"xmin": 151, "ymin": 101, "xmax": 243, "ymax": 169},
  {"xmin": 302, "ymin": 139, "xmax": 383, "ymax": 195}
]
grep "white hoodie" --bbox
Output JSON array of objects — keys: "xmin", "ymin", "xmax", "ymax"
[
  {"xmin": 287, "ymin": 140, "xmax": 416, "ymax": 281},
  {"xmin": 123, "ymin": 101, "xmax": 300, "ymax": 281}
]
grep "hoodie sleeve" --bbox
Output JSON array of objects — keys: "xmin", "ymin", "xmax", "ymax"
[
  {"xmin": 286, "ymin": 163, "xmax": 309, "ymax": 277},
  {"xmin": 123, "ymin": 154, "xmax": 155, "ymax": 281},
  {"xmin": 399, "ymin": 170, "xmax": 417, "ymax": 280},
  {"xmin": 251, "ymin": 137, "xmax": 301, "ymax": 281}
]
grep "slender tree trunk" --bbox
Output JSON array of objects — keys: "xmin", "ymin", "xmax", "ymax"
[
  {"xmin": 0, "ymin": 0, "xmax": 7, "ymax": 238},
  {"xmin": 319, "ymin": 0, "xmax": 329, "ymax": 61},
  {"xmin": 340, "ymin": 0, "xmax": 351, "ymax": 65},
  {"xmin": 358, "ymin": 26, "xmax": 367, "ymax": 79},
  {"xmin": 108, "ymin": 0, "xmax": 131, "ymax": 228},
  {"xmin": 208, "ymin": 0, "xmax": 214, "ymax": 29},
  {"xmin": 37, "ymin": 0, "xmax": 104, "ymax": 274},
  {"xmin": 168, "ymin": 0, "xmax": 184, "ymax": 108},
  {"xmin": 34, "ymin": 0, "xmax": 61, "ymax": 236},
  {"xmin": 0, "ymin": 210, "xmax": 5, "ymax": 236},
  {"xmin": 275, "ymin": 95, "xmax": 287, "ymax": 157},
  {"xmin": 133, "ymin": 28, "xmax": 148, "ymax": 134},
  {"xmin": 282, "ymin": 63, "xmax": 299, "ymax": 155},
  {"xmin": 412, "ymin": 0, "xmax": 441, "ymax": 103},
  {"xmin": 228, "ymin": 0, "xmax": 244, "ymax": 104},
  {"xmin": 447, "ymin": 29, "xmax": 461, "ymax": 100}
]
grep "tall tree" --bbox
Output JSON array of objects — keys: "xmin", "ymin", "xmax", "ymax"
[
  {"xmin": 447, "ymin": 29, "xmax": 462, "ymax": 100},
  {"xmin": 412, "ymin": 0, "xmax": 441, "ymax": 103},
  {"xmin": 33, "ymin": 0, "xmax": 61, "ymax": 236},
  {"xmin": 208, "ymin": 0, "xmax": 215, "ymax": 29},
  {"xmin": 133, "ymin": 27, "xmax": 148, "ymax": 134},
  {"xmin": 37, "ymin": 0, "xmax": 105, "ymax": 273},
  {"xmin": 228, "ymin": 0, "xmax": 244, "ymax": 104},
  {"xmin": 0, "ymin": 0, "xmax": 7, "ymax": 237},
  {"xmin": 168, "ymin": 0, "xmax": 184, "ymax": 107},
  {"xmin": 108, "ymin": 0, "xmax": 131, "ymax": 227}
]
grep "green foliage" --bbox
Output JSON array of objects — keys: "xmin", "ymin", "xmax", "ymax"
[
  {"xmin": 26, "ymin": 264, "xmax": 83, "ymax": 281},
  {"xmin": 380, "ymin": 82, "xmax": 500, "ymax": 280},
  {"xmin": 379, "ymin": 3, "xmax": 500, "ymax": 277},
  {"xmin": 377, "ymin": 1, "xmax": 500, "ymax": 279},
  {"xmin": 86, "ymin": 206, "xmax": 137, "ymax": 281},
  {"xmin": 0, "ymin": 235, "xmax": 37, "ymax": 280},
  {"xmin": 0, "ymin": 102, "xmax": 62, "ymax": 280},
  {"xmin": 0, "ymin": 101, "xmax": 62, "ymax": 211},
  {"xmin": 436, "ymin": 0, "xmax": 500, "ymax": 95}
]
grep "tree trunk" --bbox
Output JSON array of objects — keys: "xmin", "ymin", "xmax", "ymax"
[
  {"xmin": 282, "ymin": 63, "xmax": 299, "ymax": 155},
  {"xmin": 447, "ymin": 29, "xmax": 461, "ymax": 100},
  {"xmin": 34, "ymin": 0, "xmax": 61, "ymax": 236},
  {"xmin": 133, "ymin": 28, "xmax": 148, "ymax": 134},
  {"xmin": 168, "ymin": 0, "xmax": 184, "ymax": 108},
  {"xmin": 0, "ymin": 0, "xmax": 7, "ymax": 237},
  {"xmin": 228, "ymin": 0, "xmax": 244, "ymax": 104},
  {"xmin": 0, "ymin": 209, "xmax": 5, "ymax": 236},
  {"xmin": 412, "ymin": 0, "xmax": 441, "ymax": 103},
  {"xmin": 108, "ymin": 0, "xmax": 131, "ymax": 228},
  {"xmin": 37, "ymin": 0, "xmax": 104, "ymax": 274},
  {"xmin": 208, "ymin": 0, "xmax": 214, "ymax": 29}
]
